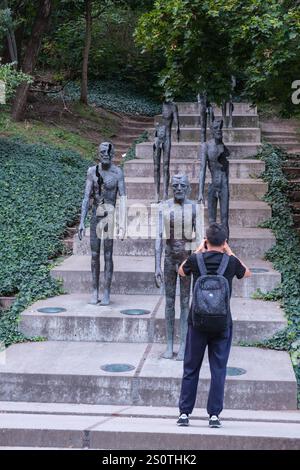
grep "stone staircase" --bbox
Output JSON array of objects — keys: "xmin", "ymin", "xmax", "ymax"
[{"xmin": 0, "ymin": 102, "xmax": 298, "ymax": 450}]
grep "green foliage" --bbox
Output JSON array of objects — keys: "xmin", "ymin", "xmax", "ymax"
[
  {"xmin": 135, "ymin": 0, "xmax": 300, "ymax": 113},
  {"xmin": 0, "ymin": 137, "xmax": 90, "ymax": 345},
  {"xmin": 251, "ymin": 144, "xmax": 300, "ymax": 403},
  {"xmin": 0, "ymin": 7, "xmax": 12, "ymax": 38},
  {"xmin": 0, "ymin": 61, "xmax": 32, "ymax": 101},
  {"xmin": 0, "ymin": 110, "xmax": 97, "ymax": 158},
  {"xmin": 60, "ymin": 80, "xmax": 160, "ymax": 115},
  {"xmin": 135, "ymin": 0, "xmax": 234, "ymax": 102},
  {"xmin": 38, "ymin": 2, "xmax": 163, "ymax": 96},
  {"xmin": 120, "ymin": 130, "xmax": 149, "ymax": 166}
]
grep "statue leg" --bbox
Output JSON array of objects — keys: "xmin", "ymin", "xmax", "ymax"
[
  {"xmin": 90, "ymin": 216, "xmax": 101, "ymax": 305},
  {"xmin": 228, "ymin": 99, "xmax": 234, "ymax": 128},
  {"xmin": 207, "ymin": 184, "xmax": 218, "ymax": 225},
  {"xmin": 222, "ymin": 101, "xmax": 227, "ymax": 123},
  {"xmin": 163, "ymin": 138, "xmax": 171, "ymax": 200},
  {"xmin": 99, "ymin": 237, "xmax": 114, "ymax": 306},
  {"xmin": 153, "ymin": 145, "xmax": 161, "ymax": 203},
  {"xmin": 219, "ymin": 184, "xmax": 230, "ymax": 240},
  {"xmin": 200, "ymin": 95, "xmax": 207, "ymax": 143},
  {"xmin": 162, "ymin": 256, "xmax": 176, "ymax": 359},
  {"xmin": 176, "ymin": 273, "xmax": 191, "ymax": 361}
]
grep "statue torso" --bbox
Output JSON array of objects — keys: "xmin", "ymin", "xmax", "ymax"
[
  {"xmin": 162, "ymin": 102, "xmax": 175, "ymax": 131},
  {"xmin": 161, "ymin": 199, "xmax": 196, "ymax": 258},
  {"xmin": 206, "ymin": 140, "xmax": 229, "ymax": 189},
  {"xmin": 90, "ymin": 164, "xmax": 120, "ymax": 208}
]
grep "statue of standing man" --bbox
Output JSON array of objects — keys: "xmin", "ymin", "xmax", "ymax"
[
  {"xmin": 155, "ymin": 174, "xmax": 203, "ymax": 361},
  {"xmin": 198, "ymin": 119, "xmax": 230, "ymax": 240},
  {"xmin": 153, "ymin": 98, "xmax": 180, "ymax": 201},
  {"xmin": 78, "ymin": 142, "xmax": 126, "ymax": 305}
]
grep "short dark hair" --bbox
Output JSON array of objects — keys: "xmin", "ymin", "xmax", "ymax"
[{"xmin": 206, "ymin": 223, "xmax": 226, "ymax": 246}]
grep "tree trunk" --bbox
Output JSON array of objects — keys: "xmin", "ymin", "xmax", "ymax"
[
  {"xmin": 11, "ymin": 0, "xmax": 52, "ymax": 121},
  {"xmin": 80, "ymin": 0, "xmax": 92, "ymax": 105},
  {"xmin": 7, "ymin": 29, "xmax": 18, "ymax": 64}
]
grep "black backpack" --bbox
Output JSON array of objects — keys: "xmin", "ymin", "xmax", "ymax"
[{"xmin": 191, "ymin": 253, "xmax": 231, "ymax": 333}]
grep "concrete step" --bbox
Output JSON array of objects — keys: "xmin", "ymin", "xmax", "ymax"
[
  {"xmin": 175, "ymin": 102, "xmax": 257, "ymax": 115},
  {"xmin": 74, "ymin": 227, "xmax": 275, "ymax": 259},
  {"xmin": 266, "ymin": 135, "xmax": 300, "ymax": 145},
  {"xmin": 148, "ymin": 127, "xmax": 261, "ymax": 143},
  {"xmin": 155, "ymin": 114, "xmax": 259, "ymax": 128},
  {"xmin": 0, "ymin": 403, "xmax": 299, "ymax": 449},
  {"xmin": 0, "ymin": 341, "xmax": 296, "ymax": 409},
  {"xmin": 51, "ymin": 255, "xmax": 280, "ymax": 297},
  {"xmin": 125, "ymin": 176, "xmax": 267, "ymax": 201},
  {"xmin": 262, "ymin": 131, "xmax": 298, "ymax": 137},
  {"xmin": 136, "ymin": 142, "xmax": 262, "ymax": 159},
  {"xmin": 19, "ymin": 294, "xmax": 286, "ymax": 344},
  {"xmin": 124, "ymin": 158, "xmax": 265, "ymax": 179}
]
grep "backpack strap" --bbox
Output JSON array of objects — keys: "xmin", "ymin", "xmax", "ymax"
[
  {"xmin": 217, "ymin": 253, "xmax": 230, "ymax": 276},
  {"xmin": 196, "ymin": 253, "xmax": 207, "ymax": 276}
]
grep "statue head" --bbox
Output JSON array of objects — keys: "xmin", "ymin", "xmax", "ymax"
[
  {"xmin": 171, "ymin": 174, "xmax": 190, "ymax": 202},
  {"xmin": 211, "ymin": 119, "xmax": 223, "ymax": 142},
  {"xmin": 98, "ymin": 142, "xmax": 115, "ymax": 166}
]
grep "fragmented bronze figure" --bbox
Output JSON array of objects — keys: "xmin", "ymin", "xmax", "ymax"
[
  {"xmin": 198, "ymin": 119, "xmax": 230, "ymax": 240},
  {"xmin": 78, "ymin": 142, "xmax": 126, "ymax": 305},
  {"xmin": 153, "ymin": 100, "xmax": 180, "ymax": 201},
  {"xmin": 198, "ymin": 93, "xmax": 214, "ymax": 143},
  {"xmin": 155, "ymin": 174, "xmax": 202, "ymax": 361}
]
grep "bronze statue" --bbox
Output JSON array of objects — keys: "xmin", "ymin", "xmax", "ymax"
[
  {"xmin": 78, "ymin": 142, "xmax": 126, "ymax": 305},
  {"xmin": 155, "ymin": 174, "xmax": 202, "ymax": 361},
  {"xmin": 198, "ymin": 93, "xmax": 214, "ymax": 143},
  {"xmin": 222, "ymin": 76, "xmax": 236, "ymax": 128},
  {"xmin": 153, "ymin": 124, "xmax": 167, "ymax": 203},
  {"xmin": 198, "ymin": 119, "xmax": 230, "ymax": 240},
  {"xmin": 155, "ymin": 99, "xmax": 180, "ymax": 200}
]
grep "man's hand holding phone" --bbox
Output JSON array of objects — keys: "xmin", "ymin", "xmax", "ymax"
[
  {"xmin": 223, "ymin": 241, "xmax": 234, "ymax": 256},
  {"xmin": 195, "ymin": 238, "xmax": 208, "ymax": 253}
]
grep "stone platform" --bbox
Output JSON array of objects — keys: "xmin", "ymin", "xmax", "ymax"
[
  {"xmin": 0, "ymin": 341, "xmax": 296, "ymax": 409},
  {"xmin": 0, "ymin": 403, "xmax": 299, "ymax": 450},
  {"xmin": 19, "ymin": 294, "xmax": 286, "ymax": 344}
]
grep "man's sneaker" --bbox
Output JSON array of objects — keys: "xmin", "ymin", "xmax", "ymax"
[
  {"xmin": 209, "ymin": 415, "xmax": 221, "ymax": 428},
  {"xmin": 177, "ymin": 413, "xmax": 189, "ymax": 426}
]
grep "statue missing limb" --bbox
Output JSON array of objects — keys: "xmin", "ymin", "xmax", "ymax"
[
  {"xmin": 158, "ymin": 98, "xmax": 180, "ymax": 199},
  {"xmin": 153, "ymin": 124, "xmax": 167, "ymax": 203},
  {"xmin": 198, "ymin": 119, "xmax": 230, "ymax": 240},
  {"xmin": 155, "ymin": 174, "xmax": 202, "ymax": 361},
  {"xmin": 222, "ymin": 76, "xmax": 236, "ymax": 128},
  {"xmin": 78, "ymin": 142, "xmax": 126, "ymax": 305},
  {"xmin": 198, "ymin": 92, "xmax": 214, "ymax": 143}
]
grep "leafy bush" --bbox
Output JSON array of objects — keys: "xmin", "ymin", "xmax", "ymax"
[
  {"xmin": 0, "ymin": 137, "xmax": 90, "ymax": 345},
  {"xmin": 249, "ymin": 144, "xmax": 300, "ymax": 404},
  {"xmin": 0, "ymin": 61, "xmax": 32, "ymax": 101},
  {"xmin": 60, "ymin": 80, "xmax": 160, "ymax": 116}
]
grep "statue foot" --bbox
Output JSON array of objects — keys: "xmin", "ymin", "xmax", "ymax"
[
  {"xmin": 176, "ymin": 347, "xmax": 185, "ymax": 361},
  {"xmin": 99, "ymin": 290, "xmax": 110, "ymax": 306},
  {"xmin": 89, "ymin": 290, "xmax": 99, "ymax": 305},
  {"xmin": 161, "ymin": 347, "xmax": 173, "ymax": 359}
]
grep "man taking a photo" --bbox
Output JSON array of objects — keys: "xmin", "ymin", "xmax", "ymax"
[{"xmin": 177, "ymin": 222, "xmax": 251, "ymax": 428}]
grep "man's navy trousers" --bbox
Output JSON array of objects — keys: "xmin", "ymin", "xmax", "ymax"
[{"xmin": 179, "ymin": 323, "xmax": 233, "ymax": 416}]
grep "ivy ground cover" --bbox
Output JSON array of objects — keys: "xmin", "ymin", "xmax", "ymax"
[{"xmin": 0, "ymin": 137, "xmax": 89, "ymax": 345}]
